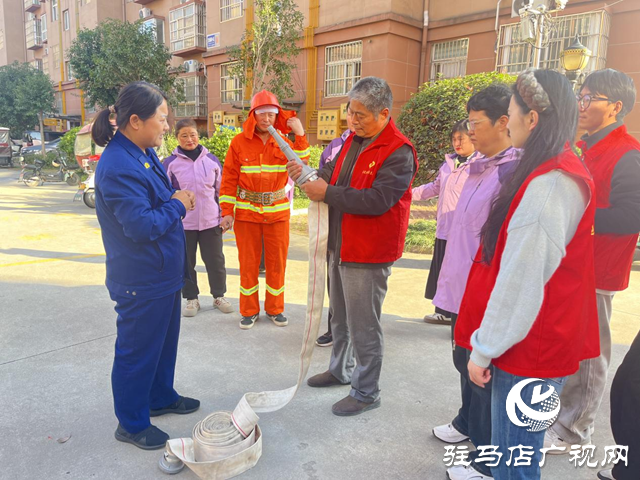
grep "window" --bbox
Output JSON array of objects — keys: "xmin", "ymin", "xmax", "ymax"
[
  {"xmin": 51, "ymin": 0, "xmax": 58, "ymax": 21},
  {"xmin": 40, "ymin": 14, "xmax": 47, "ymax": 42},
  {"xmin": 220, "ymin": 62, "xmax": 242, "ymax": 104},
  {"xmin": 42, "ymin": 54, "xmax": 49, "ymax": 76},
  {"xmin": 0, "ymin": 30, "xmax": 4, "ymax": 51},
  {"xmin": 221, "ymin": 0, "xmax": 243, "ymax": 22},
  {"xmin": 324, "ymin": 41, "xmax": 362, "ymax": 97},
  {"xmin": 429, "ymin": 38, "xmax": 469, "ymax": 81},
  {"xmin": 141, "ymin": 18, "xmax": 164, "ymax": 44},
  {"xmin": 52, "ymin": 44, "xmax": 60, "ymax": 65},
  {"xmin": 65, "ymin": 61, "xmax": 73, "ymax": 80},
  {"xmin": 169, "ymin": 2, "xmax": 206, "ymax": 53},
  {"xmin": 175, "ymin": 76, "xmax": 207, "ymax": 118},
  {"xmin": 63, "ymin": 10, "xmax": 70, "ymax": 31},
  {"xmin": 496, "ymin": 10, "xmax": 610, "ymax": 74}
]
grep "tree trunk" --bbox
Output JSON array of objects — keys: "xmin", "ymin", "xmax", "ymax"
[{"xmin": 39, "ymin": 111, "xmax": 46, "ymax": 156}]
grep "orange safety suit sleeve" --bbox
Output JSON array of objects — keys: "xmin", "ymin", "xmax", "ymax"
[{"xmin": 220, "ymin": 138, "xmax": 241, "ymax": 217}]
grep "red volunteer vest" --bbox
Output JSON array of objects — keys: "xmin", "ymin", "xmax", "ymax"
[
  {"xmin": 577, "ymin": 125, "xmax": 640, "ymax": 291},
  {"xmin": 329, "ymin": 119, "xmax": 418, "ymax": 264},
  {"xmin": 455, "ymin": 148, "xmax": 600, "ymax": 378}
]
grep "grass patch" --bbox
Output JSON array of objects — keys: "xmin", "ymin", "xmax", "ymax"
[{"xmin": 404, "ymin": 219, "xmax": 436, "ymax": 254}]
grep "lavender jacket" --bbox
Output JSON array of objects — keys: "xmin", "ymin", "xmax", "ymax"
[
  {"xmin": 319, "ymin": 129, "xmax": 351, "ymax": 169},
  {"xmin": 412, "ymin": 152, "xmax": 477, "ymax": 240},
  {"xmin": 433, "ymin": 146, "xmax": 521, "ymax": 314},
  {"xmin": 163, "ymin": 145, "xmax": 222, "ymax": 231}
]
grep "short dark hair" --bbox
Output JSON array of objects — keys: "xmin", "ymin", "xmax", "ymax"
[
  {"xmin": 466, "ymin": 83, "xmax": 512, "ymax": 123},
  {"xmin": 450, "ymin": 119, "xmax": 470, "ymax": 140},
  {"xmin": 92, "ymin": 81, "xmax": 167, "ymax": 147},
  {"xmin": 581, "ymin": 69, "xmax": 636, "ymax": 120},
  {"xmin": 175, "ymin": 118, "xmax": 198, "ymax": 135}
]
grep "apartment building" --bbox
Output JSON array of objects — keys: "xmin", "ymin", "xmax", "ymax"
[
  {"xmin": 1, "ymin": 1, "xmax": 27, "ymax": 66},
  {"xmin": 8, "ymin": 0, "xmax": 640, "ymax": 140}
]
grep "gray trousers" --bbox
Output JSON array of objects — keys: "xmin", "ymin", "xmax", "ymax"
[
  {"xmin": 551, "ymin": 292, "xmax": 614, "ymax": 443},
  {"xmin": 327, "ymin": 250, "xmax": 391, "ymax": 403}
]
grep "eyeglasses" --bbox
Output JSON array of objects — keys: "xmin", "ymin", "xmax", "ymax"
[
  {"xmin": 466, "ymin": 118, "xmax": 490, "ymax": 131},
  {"xmin": 576, "ymin": 94, "xmax": 612, "ymax": 110}
]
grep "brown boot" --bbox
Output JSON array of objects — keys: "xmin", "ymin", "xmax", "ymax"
[
  {"xmin": 332, "ymin": 395, "xmax": 381, "ymax": 416},
  {"xmin": 307, "ymin": 371, "xmax": 350, "ymax": 388}
]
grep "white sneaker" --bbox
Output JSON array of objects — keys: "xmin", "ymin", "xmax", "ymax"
[
  {"xmin": 447, "ymin": 465, "xmax": 493, "ymax": 479},
  {"xmin": 543, "ymin": 428, "xmax": 589, "ymax": 454},
  {"xmin": 213, "ymin": 296, "xmax": 234, "ymax": 314},
  {"xmin": 424, "ymin": 312, "xmax": 452, "ymax": 325},
  {"xmin": 433, "ymin": 423, "xmax": 469, "ymax": 443},
  {"xmin": 597, "ymin": 469, "xmax": 615, "ymax": 480},
  {"xmin": 183, "ymin": 299, "xmax": 200, "ymax": 317}
]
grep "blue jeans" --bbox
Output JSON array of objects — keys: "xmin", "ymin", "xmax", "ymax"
[{"xmin": 491, "ymin": 367, "xmax": 567, "ymax": 480}]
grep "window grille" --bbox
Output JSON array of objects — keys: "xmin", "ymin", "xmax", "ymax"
[
  {"xmin": 324, "ymin": 41, "xmax": 362, "ymax": 97},
  {"xmin": 169, "ymin": 2, "xmax": 206, "ymax": 53},
  {"xmin": 429, "ymin": 38, "xmax": 469, "ymax": 81},
  {"xmin": 176, "ymin": 76, "xmax": 207, "ymax": 118},
  {"xmin": 221, "ymin": 0, "xmax": 243, "ymax": 22},
  {"xmin": 496, "ymin": 10, "xmax": 610, "ymax": 74},
  {"xmin": 220, "ymin": 62, "xmax": 243, "ymax": 104}
]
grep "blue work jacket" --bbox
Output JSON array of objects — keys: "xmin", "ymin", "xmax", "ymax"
[{"xmin": 95, "ymin": 131, "xmax": 188, "ymax": 299}]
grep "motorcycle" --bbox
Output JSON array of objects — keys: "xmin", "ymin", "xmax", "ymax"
[
  {"xmin": 74, "ymin": 169, "xmax": 96, "ymax": 208},
  {"xmin": 19, "ymin": 151, "xmax": 80, "ymax": 187}
]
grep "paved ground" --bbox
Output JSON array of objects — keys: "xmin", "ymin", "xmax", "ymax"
[{"xmin": 1, "ymin": 168, "xmax": 638, "ymax": 480}]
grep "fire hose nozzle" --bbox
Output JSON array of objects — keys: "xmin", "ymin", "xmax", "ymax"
[{"xmin": 266, "ymin": 125, "xmax": 318, "ymax": 186}]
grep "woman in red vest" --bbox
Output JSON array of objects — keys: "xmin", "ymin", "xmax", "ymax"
[{"xmin": 454, "ymin": 69, "xmax": 600, "ymax": 479}]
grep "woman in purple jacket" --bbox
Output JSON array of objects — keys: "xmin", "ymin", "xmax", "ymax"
[
  {"xmin": 164, "ymin": 119, "xmax": 233, "ymax": 317},
  {"xmin": 412, "ymin": 120, "xmax": 476, "ymax": 325}
]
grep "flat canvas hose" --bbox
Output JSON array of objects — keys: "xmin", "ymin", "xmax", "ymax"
[{"xmin": 159, "ymin": 136, "xmax": 328, "ymax": 479}]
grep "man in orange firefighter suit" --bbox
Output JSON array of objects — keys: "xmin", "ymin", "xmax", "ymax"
[{"xmin": 220, "ymin": 90, "xmax": 310, "ymax": 330}]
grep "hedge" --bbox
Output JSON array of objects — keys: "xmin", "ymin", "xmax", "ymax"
[{"xmin": 397, "ymin": 72, "xmax": 517, "ymax": 187}]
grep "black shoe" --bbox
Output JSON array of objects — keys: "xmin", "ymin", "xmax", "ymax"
[
  {"xmin": 332, "ymin": 395, "xmax": 381, "ymax": 416},
  {"xmin": 150, "ymin": 396, "xmax": 200, "ymax": 417},
  {"xmin": 316, "ymin": 332, "xmax": 333, "ymax": 347},
  {"xmin": 114, "ymin": 424, "xmax": 169, "ymax": 450},
  {"xmin": 240, "ymin": 314, "xmax": 259, "ymax": 330},
  {"xmin": 267, "ymin": 313, "xmax": 288, "ymax": 327}
]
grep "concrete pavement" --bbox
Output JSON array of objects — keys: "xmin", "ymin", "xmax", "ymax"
[{"xmin": 1, "ymin": 168, "xmax": 638, "ymax": 480}]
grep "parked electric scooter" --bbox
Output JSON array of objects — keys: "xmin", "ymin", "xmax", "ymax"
[
  {"xmin": 72, "ymin": 123, "xmax": 104, "ymax": 209},
  {"xmin": 19, "ymin": 151, "xmax": 79, "ymax": 187}
]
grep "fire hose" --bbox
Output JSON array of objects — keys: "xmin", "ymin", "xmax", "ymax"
[{"xmin": 159, "ymin": 129, "xmax": 328, "ymax": 479}]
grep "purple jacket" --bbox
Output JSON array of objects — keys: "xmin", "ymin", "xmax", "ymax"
[
  {"xmin": 412, "ymin": 152, "xmax": 477, "ymax": 240},
  {"xmin": 433, "ymin": 146, "xmax": 521, "ymax": 314},
  {"xmin": 163, "ymin": 145, "xmax": 222, "ymax": 231},
  {"xmin": 319, "ymin": 129, "xmax": 351, "ymax": 169}
]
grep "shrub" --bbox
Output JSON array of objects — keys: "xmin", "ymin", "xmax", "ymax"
[
  {"xmin": 200, "ymin": 125, "xmax": 241, "ymax": 162},
  {"xmin": 397, "ymin": 72, "xmax": 517, "ymax": 186},
  {"xmin": 404, "ymin": 220, "xmax": 437, "ymax": 254},
  {"xmin": 22, "ymin": 150, "xmax": 68, "ymax": 169},
  {"xmin": 59, "ymin": 126, "xmax": 80, "ymax": 160}
]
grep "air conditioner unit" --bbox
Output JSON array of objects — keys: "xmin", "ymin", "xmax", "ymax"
[
  {"xmin": 45, "ymin": 47, "xmax": 49, "ymax": 55},
  {"xmin": 183, "ymin": 60, "xmax": 198, "ymax": 72},
  {"xmin": 180, "ymin": 0, "xmax": 190, "ymax": 4},
  {"xmin": 513, "ymin": 0, "xmax": 567, "ymax": 17},
  {"xmin": 139, "ymin": 8, "xmax": 152, "ymax": 19}
]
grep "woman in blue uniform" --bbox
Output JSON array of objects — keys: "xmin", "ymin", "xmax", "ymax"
[{"xmin": 93, "ymin": 82, "xmax": 200, "ymax": 450}]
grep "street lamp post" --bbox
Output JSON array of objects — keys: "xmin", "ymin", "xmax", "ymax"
[{"xmin": 561, "ymin": 36, "xmax": 592, "ymax": 91}]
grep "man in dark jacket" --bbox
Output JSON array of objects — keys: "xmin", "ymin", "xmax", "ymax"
[{"xmin": 288, "ymin": 77, "xmax": 418, "ymax": 416}]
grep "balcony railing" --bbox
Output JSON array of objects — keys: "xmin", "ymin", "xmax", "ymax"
[
  {"xmin": 25, "ymin": 19, "xmax": 43, "ymax": 50},
  {"xmin": 169, "ymin": 1, "xmax": 206, "ymax": 56},
  {"xmin": 25, "ymin": 0, "xmax": 41, "ymax": 13}
]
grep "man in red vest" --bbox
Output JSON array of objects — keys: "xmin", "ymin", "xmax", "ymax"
[
  {"xmin": 288, "ymin": 77, "xmax": 418, "ymax": 416},
  {"xmin": 546, "ymin": 70, "xmax": 640, "ymax": 461}
]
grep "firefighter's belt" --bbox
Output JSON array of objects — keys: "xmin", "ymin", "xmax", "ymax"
[{"xmin": 237, "ymin": 187, "xmax": 287, "ymax": 205}]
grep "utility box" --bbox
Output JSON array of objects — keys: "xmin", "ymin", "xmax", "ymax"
[
  {"xmin": 223, "ymin": 114, "xmax": 243, "ymax": 128},
  {"xmin": 339, "ymin": 103, "xmax": 349, "ymax": 121},
  {"xmin": 318, "ymin": 109, "xmax": 340, "ymax": 126},
  {"xmin": 317, "ymin": 126, "xmax": 339, "ymax": 141},
  {"xmin": 211, "ymin": 111, "xmax": 224, "ymax": 124}
]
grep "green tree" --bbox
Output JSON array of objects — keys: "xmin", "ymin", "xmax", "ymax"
[
  {"xmin": 68, "ymin": 19, "xmax": 183, "ymax": 109},
  {"xmin": 227, "ymin": 0, "xmax": 304, "ymax": 102},
  {"xmin": 397, "ymin": 72, "xmax": 517, "ymax": 186},
  {"xmin": 0, "ymin": 62, "xmax": 55, "ymax": 154}
]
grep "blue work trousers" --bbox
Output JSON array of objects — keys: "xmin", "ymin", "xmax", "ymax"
[{"xmin": 110, "ymin": 290, "xmax": 182, "ymax": 433}]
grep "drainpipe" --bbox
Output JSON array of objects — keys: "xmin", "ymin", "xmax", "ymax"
[
  {"xmin": 418, "ymin": 0, "xmax": 430, "ymax": 86},
  {"xmin": 495, "ymin": 0, "xmax": 503, "ymax": 53}
]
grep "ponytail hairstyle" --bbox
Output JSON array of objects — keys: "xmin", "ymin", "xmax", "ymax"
[
  {"xmin": 92, "ymin": 81, "xmax": 168, "ymax": 147},
  {"xmin": 480, "ymin": 68, "xmax": 578, "ymax": 264}
]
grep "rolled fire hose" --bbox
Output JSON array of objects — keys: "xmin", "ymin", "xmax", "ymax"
[{"xmin": 159, "ymin": 200, "xmax": 329, "ymax": 478}]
